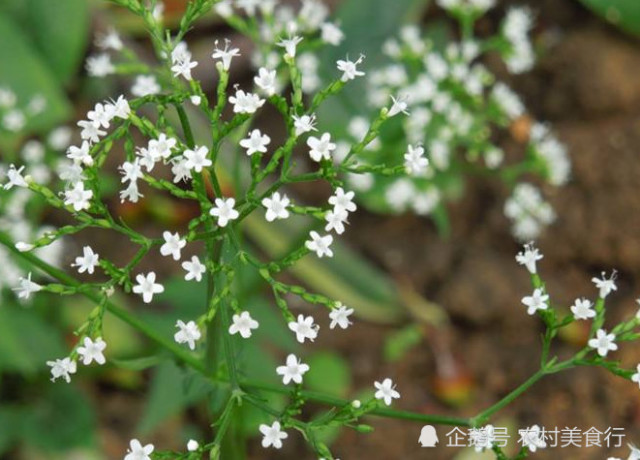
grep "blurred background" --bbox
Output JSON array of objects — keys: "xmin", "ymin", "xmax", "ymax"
[{"xmin": 1, "ymin": 0, "xmax": 640, "ymax": 458}]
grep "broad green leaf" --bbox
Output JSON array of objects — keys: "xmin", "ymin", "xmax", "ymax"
[
  {"xmin": 25, "ymin": 0, "xmax": 89, "ymax": 84},
  {"xmin": 305, "ymin": 352, "xmax": 352, "ymax": 397},
  {"xmin": 138, "ymin": 361, "xmax": 213, "ymax": 434},
  {"xmin": 21, "ymin": 384, "xmax": 96, "ymax": 451},
  {"xmin": 579, "ymin": 0, "xmax": 640, "ymax": 36},
  {"xmin": 0, "ymin": 13, "xmax": 71, "ymax": 137},
  {"xmin": 0, "ymin": 305, "xmax": 65, "ymax": 375}
]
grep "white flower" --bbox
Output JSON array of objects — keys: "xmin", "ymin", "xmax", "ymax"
[
  {"xmin": 72, "ymin": 246, "xmax": 100, "ymax": 274},
  {"xmin": 229, "ymin": 311, "xmax": 259, "ymax": 338},
  {"xmin": 288, "ymin": 314, "xmax": 319, "ymax": 343},
  {"xmin": 67, "ymin": 141, "xmax": 93, "ymax": 166},
  {"xmin": 77, "ymin": 119, "xmax": 106, "ymax": 143},
  {"xmin": 149, "ymin": 133, "xmax": 177, "ymax": 160},
  {"xmin": 124, "ymin": 439, "xmax": 154, "ymax": 460},
  {"xmin": 210, "ymin": 198, "xmax": 239, "ymax": 227},
  {"xmin": 515, "ymin": 242, "xmax": 543, "ymax": 274},
  {"xmin": 182, "ymin": 255, "xmax": 206, "ymax": 282},
  {"xmin": 120, "ymin": 182, "xmax": 143, "ymax": 203},
  {"xmin": 132, "ymin": 272, "xmax": 164, "ymax": 303},
  {"xmin": 631, "ymin": 364, "xmax": 640, "ymax": 389},
  {"xmin": 240, "ymin": 129, "xmax": 271, "ymax": 156},
  {"xmin": 470, "ymin": 425, "xmax": 496, "ymax": 452},
  {"xmin": 321, "ymin": 22, "xmax": 344, "ymax": 45},
  {"xmin": 277, "ymin": 36, "xmax": 303, "ymax": 58},
  {"xmin": 305, "ymin": 231, "xmax": 333, "ymax": 258},
  {"xmin": 588, "ymin": 328, "xmax": 617, "ymax": 357},
  {"xmin": 293, "ymin": 114, "xmax": 317, "ymax": 136},
  {"xmin": 96, "ymin": 28, "xmax": 122, "ymax": 50},
  {"xmin": 15, "ymin": 242, "xmax": 34, "ymax": 252},
  {"xmin": 229, "ymin": 89, "xmax": 265, "ymax": 114},
  {"xmin": 374, "ymin": 378, "xmax": 400, "ymax": 406},
  {"xmin": 160, "ymin": 231, "xmax": 186, "ymax": 261},
  {"xmin": 211, "ymin": 39, "xmax": 241, "ymax": 71},
  {"xmin": 521, "ymin": 288, "xmax": 549, "ymax": 315},
  {"xmin": 337, "ymin": 54, "xmax": 365, "ymax": 82},
  {"xmin": 174, "ymin": 320, "xmax": 202, "ymax": 350},
  {"xmin": 187, "ymin": 439, "xmax": 199, "ymax": 452},
  {"xmin": 86, "ymin": 53, "xmax": 114, "ymax": 77},
  {"xmin": 184, "ymin": 145, "xmax": 212, "ymax": 173},
  {"xmin": 592, "ymin": 271, "xmax": 618, "ymax": 299},
  {"xmin": 404, "ymin": 144, "xmax": 429, "ymax": 176},
  {"xmin": 171, "ymin": 57, "xmax": 198, "ymax": 80},
  {"xmin": 77, "ymin": 337, "xmax": 107, "ymax": 365},
  {"xmin": 254, "ymin": 67, "xmax": 277, "ymax": 96},
  {"xmin": 131, "ymin": 75, "xmax": 160, "ymax": 97},
  {"xmin": 262, "ymin": 192, "xmax": 290, "ymax": 222},
  {"xmin": 329, "ymin": 303, "xmax": 354, "ymax": 329},
  {"xmin": 111, "ymin": 95, "xmax": 131, "ymax": 119},
  {"xmin": 276, "ymin": 354, "xmax": 310, "ymax": 385},
  {"xmin": 329, "ymin": 187, "xmax": 357, "ymax": 213},
  {"xmin": 388, "ymin": 95, "xmax": 410, "ymax": 117},
  {"xmin": 64, "ymin": 181, "xmax": 93, "ymax": 211},
  {"xmin": 518, "ymin": 425, "xmax": 547, "ymax": 452},
  {"xmin": 4, "ymin": 164, "xmax": 28, "ymax": 189},
  {"xmin": 629, "ymin": 444, "xmax": 640, "ymax": 460},
  {"xmin": 325, "ymin": 208, "xmax": 348, "ymax": 234},
  {"xmin": 259, "ymin": 421, "xmax": 288, "ymax": 449},
  {"xmin": 571, "ymin": 298, "xmax": 595, "ymax": 320},
  {"xmin": 307, "ymin": 132, "xmax": 336, "ymax": 162},
  {"xmin": 87, "ymin": 102, "xmax": 114, "ymax": 129},
  {"xmin": 46, "ymin": 357, "xmax": 77, "ymax": 383}
]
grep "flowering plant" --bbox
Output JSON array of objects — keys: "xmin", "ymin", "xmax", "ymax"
[
  {"xmin": 1, "ymin": 1, "xmax": 639, "ymax": 459},
  {"xmin": 337, "ymin": 0, "xmax": 570, "ymax": 240}
]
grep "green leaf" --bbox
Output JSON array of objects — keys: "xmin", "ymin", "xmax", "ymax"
[
  {"xmin": 0, "ymin": 305, "xmax": 65, "ymax": 375},
  {"xmin": 0, "ymin": 13, "xmax": 71, "ymax": 136},
  {"xmin": 21, "ymin": 384, "xmax": 96, "ymax": 451},
  {"xmin": 579, "ymin": 0, "xmax": 640, "ymax": 36},
  {"xmin": 111, "ymin": 354, "xmax": 168, "ymax": 371},
  {"xmin": 305, "ymin": 352, "xmax": 352, "ymax": 397},
  {"xmin": 24, "ymin": 0, "xmax": 89, "ymax": 84},
  {"xmin": 383, "ymin": 324, "xmax": 423, "ymax": 362},
  {"xmin": 138, "ymin": 361, "xmax": 213, "ymax": 434}
]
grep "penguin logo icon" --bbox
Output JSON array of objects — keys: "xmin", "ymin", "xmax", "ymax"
[{"xmin": 418, "ymin": 425, "xmax": 439, "ymax": 447}]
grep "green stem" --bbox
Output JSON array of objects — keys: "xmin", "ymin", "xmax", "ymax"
[{"xmin": 470, "ymin": 367, "xmax": 547, "ymax": 427}]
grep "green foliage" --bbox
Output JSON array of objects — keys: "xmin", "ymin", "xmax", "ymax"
[
  {"xmin": 384, "ymin": 324, "xmax": 423, "ymax": 362},
  {"xmin": 0, "ymin": 304, "xmax": 66, "ymax": 375},
  {"xmin": 318, "ymin": 0, "xmax": 429, "ymax": 130},
  {"xmin": 0, "ymin": 0, "xmax": 88, "ymax": 147},
  {"xmin": 139, "ymin": 361, "xmax": 213, "ymax": 434},
  {"xmin": 579, "ymin": 0, "xmax": 640, "ymax": 36},
  {"xmin": 305, "ymin": 352, "xmax": 352, "ymax": 397},
  {"xmin": 0, "ymin": 385, "xmax": 96, "ymax": 453},
  {"xmin": 22, "ymin": 0, "xmax": 90, "ymax": 84}
]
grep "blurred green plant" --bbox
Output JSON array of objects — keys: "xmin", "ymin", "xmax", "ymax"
[{"xmin": 579, "ymin": 0, "xmax": 640, "ymax": 36}]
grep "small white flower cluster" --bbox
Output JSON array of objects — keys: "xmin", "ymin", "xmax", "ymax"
[
  {"xmin": 502, "ymin": 7, "xmax": 535, "ymax": 74},
  {"xmin": 0, "ymin": 86, "xmax": 47, "ymax": 132},
  {"xmin": 517, "ymin": 244, "xmax": 627, "ymax": 359},
  {"xmin": 332, "ymin": 7, "xmax": 569, "ymax": 240},
  {"xmin": 504, "ymin": 183, "xmax": 555, "ymax": 241}
]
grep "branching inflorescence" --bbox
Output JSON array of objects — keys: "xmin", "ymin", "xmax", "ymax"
[{"xmin": 0, "ymin": 0, "xmax": 639, "ymax": 459}]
